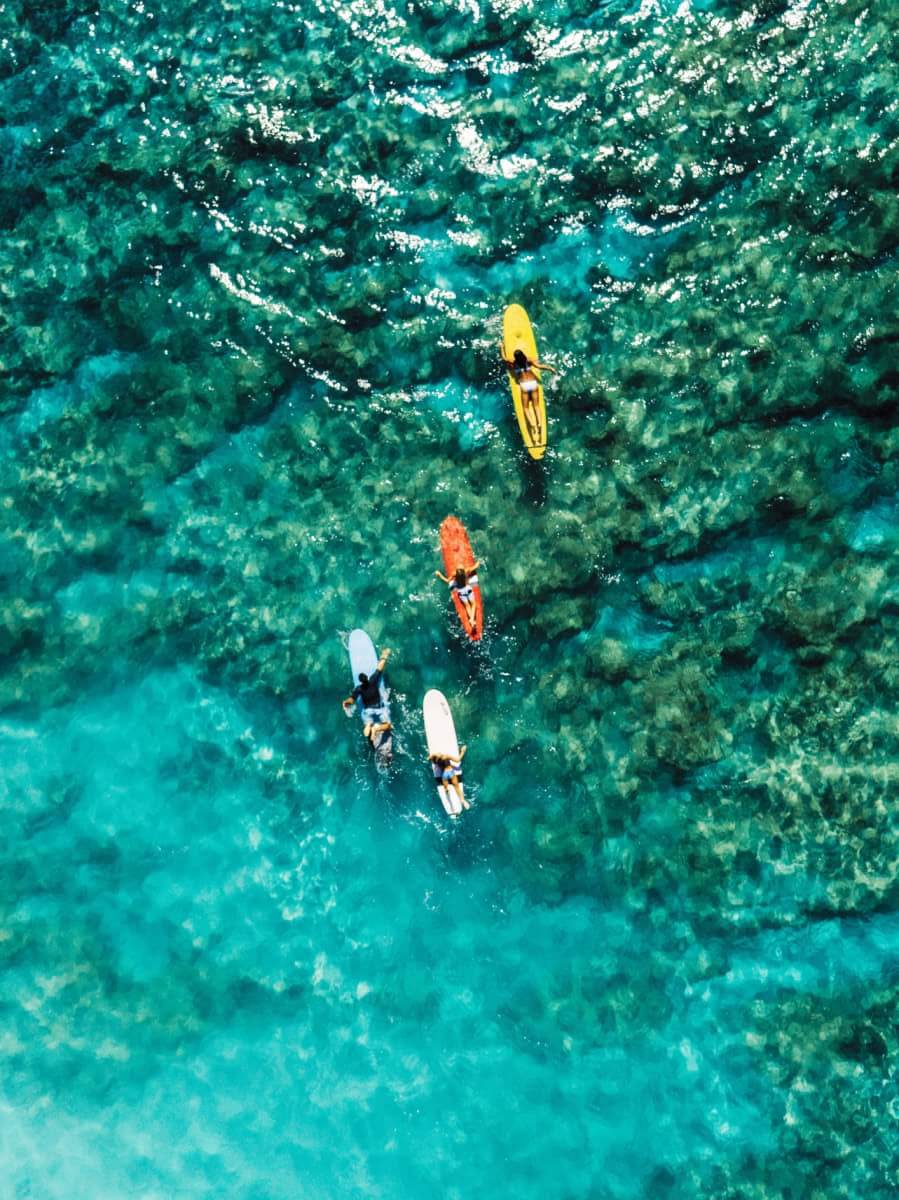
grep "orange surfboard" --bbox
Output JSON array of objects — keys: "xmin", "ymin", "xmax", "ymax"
[{"xmin": 439, "ymin": 516, "xmax": 483, "ymax": 642}]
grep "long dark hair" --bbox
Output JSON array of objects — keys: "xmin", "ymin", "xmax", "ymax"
[
  {"xmin": 454, "ymin": 566, "xmax": 467, "ymax": 586},
  {"xmin": 513, "ymin": 349, "xmax": 529, "ymax": 369}
]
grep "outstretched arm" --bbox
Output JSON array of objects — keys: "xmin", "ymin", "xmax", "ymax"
[
  {"xmin": 471, "ymin": 560, "xmax": 482, "ymax": 573},
  {"xmin": 535, "ymin": 360, "xmax": 556, "ymax": 374},
  {"xmin": 434, "ymin": 569, "xmax": 451, "ymax": 583},
  {"xmin": 377, "ymin": 647, "xmax": 391, "ymax": 670}
]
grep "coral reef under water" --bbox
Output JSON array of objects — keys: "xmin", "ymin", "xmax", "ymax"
[{"xmin": 2, "ymin": 0, "xmax": 899, "ymax": 1195}]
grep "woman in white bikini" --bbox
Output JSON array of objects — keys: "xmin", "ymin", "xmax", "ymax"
[
  {"xmin": 500, "ymin": 346, "xmax": 556, "ymax": 441},
  {"xmin": 434, "ymin": 562, "xmax": 481, "ymax": 626}
]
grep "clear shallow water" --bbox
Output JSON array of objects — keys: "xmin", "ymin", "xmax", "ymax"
[{"xmin": 3, "ymin": 0, "xmax": 899, "ymax": 1195}]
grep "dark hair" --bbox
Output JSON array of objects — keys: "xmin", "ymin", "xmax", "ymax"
[
  {"xmin": 513, "ymin": 348, "xmax": 528, "ymax": 368},
  {"xmin": 358, "ymin": 672, "xmax": 368, "ymax": 684},
  {"xmin": 454, "ymin": 566, "xmax": 467, "ymax": 586}
]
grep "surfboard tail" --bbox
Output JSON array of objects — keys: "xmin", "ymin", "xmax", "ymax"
[{"xmin": 437, "ymin": 785, "xmax": 459, "ymax": 816}]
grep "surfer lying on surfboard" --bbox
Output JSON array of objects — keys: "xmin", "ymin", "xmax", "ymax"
[
  {"xmin": 428, "ymin": 746, "xmax": 469, "ymax": 811},
  {"xmin": 342, "ymin": 647, "xmax": 392, "ymax": 746},
  {"xmin": 500, "ymin": 345, "xmax": 556, "ymax": 442},
  {"xmin": 434, "ymin": 564, "xmax": 481, "ymax": 626}
]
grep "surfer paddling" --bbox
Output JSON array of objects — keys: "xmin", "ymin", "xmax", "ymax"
[
  {"xmin": 434, "ymin": 563, "xmax": 481, "ymax": 626},
  {"xmin": 500, "ymin": 345, "xmax": 556, "ymax": 443},
  {"xmin": 428, "ymin": 745, "xmax": 469, "ymax": 812},
  {"xmin": 342, "ymin": 646, "xmax": 392, "ymax": 748}
]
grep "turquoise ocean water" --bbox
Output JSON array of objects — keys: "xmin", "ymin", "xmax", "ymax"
[{"xmin": 3, "ymin": 0, "xmax": 899, "ymax": 1194}]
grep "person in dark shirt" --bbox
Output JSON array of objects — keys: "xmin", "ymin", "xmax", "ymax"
[{"xmin": 342, "ymin": 647, "xmax": 391, "ymax": 746}]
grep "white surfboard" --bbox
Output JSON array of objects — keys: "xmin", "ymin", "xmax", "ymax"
[{"xmin": 423, "ymin": 689, "xmax": 464, "ymax": 816}]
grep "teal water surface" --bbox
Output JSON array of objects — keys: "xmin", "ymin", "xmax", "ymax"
[{"xmin": 3, "ymin": 0, "xmax": 899, "ymax": 1195}]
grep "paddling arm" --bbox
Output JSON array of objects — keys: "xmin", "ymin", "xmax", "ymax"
[
  {"xmin": 434, "ymin": 569, "xmax": 451, "ymax": 583},
  {"xmin": 535, "ymin": 360, "xmax": 556, "ymax": 374},
  {"xmin": 499, "ymin": 343, "xmax": 518, "ymax": 371}
]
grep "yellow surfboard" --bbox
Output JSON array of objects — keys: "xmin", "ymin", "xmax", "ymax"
[{"xmin": 502, "ymin": 303, "xmax": 547, "ymax": 460}]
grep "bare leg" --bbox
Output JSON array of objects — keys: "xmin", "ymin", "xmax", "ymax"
[
  {"xmin": 526, "ymin": 394, "xmax": 541, "ymax": 443},
  {"xmin": 367, "ymin": 720, "xmax": 391, "ymax": 745},
  {"xmin": 452, "ymin": 779, "xmax": 469, "ymax": 810}
]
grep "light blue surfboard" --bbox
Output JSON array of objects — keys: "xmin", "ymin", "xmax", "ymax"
[
  {"xmin": 349, "ymin": 628, "xmax": 378, "ymax": 687},
  {"xmin": 348, "ymin": 629, "xmax": 389, "ymax": 709}
]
